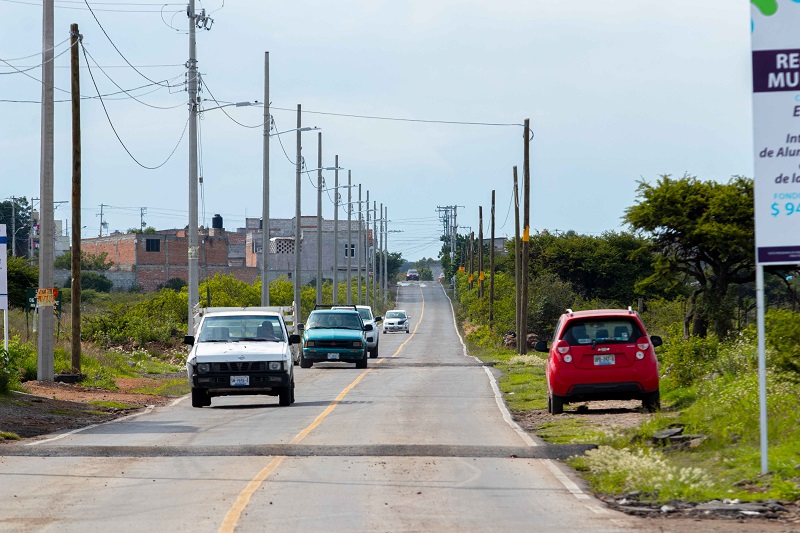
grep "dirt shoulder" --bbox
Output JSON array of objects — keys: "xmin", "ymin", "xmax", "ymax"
[{"xmin": 0, "ymin": 379, "xmax": 177, "ymax": 440}]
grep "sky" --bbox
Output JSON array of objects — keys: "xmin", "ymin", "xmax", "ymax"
[{"xmin": 1, "ymin": 0, "xmax": 755, "ymax": 261}]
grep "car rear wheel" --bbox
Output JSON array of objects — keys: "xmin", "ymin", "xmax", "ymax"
[
  {"xmin": 191, "ymin": 387, "xmax": 208, "ymax": 408},
  {"xmin": 549, "ymin": 393, "xmax": 564, "ymax": 415},
  {"xmin": 300, "ymin": 352, "xmax": 313, "ymax": 368},
  {"xmin": 642, "ymin": 390, "xmax": 660, "ymax": 413}
]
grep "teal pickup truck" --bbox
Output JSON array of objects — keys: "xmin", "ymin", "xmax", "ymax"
[{"xmin": 298, "ymin": 307, "xmax": 373, "ymax": 369}]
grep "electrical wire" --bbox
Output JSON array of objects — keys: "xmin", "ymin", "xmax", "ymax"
[
  {"xmin": 200, "ymin": 77, "xmax": 264, "ymax": 128},
  {"xmin": 270, "ymin": 105, "xmax": 524, "ymax": 128},
  {"xmin": 83, "ymin": 0, "xmax": 178, "ymax": 87},
  {"xmin": 81, "ymin": 44, "xmax": 185, "ymax": 109},
  {"xmin": 498, "ymin": 184, "xmax": 515, "ymax": 230},
  {"xmin": 81, "ymin": 41, "xmax": 188, "ymax": 170},
  {"xmin": 1, "ymin": 0, "xmax": 184, "ymax": 12},
  {"xmin": 0, "ymin": 36, "xmax": 71, "ymax": 62},
  {"xmin": 0, "ymin": 39, "xmax": 75, "ymax": 75}
]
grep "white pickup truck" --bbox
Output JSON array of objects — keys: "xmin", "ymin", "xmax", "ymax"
[{"xmin": 184, "ymin": 306, "xmax": 301, "ymax": 408}]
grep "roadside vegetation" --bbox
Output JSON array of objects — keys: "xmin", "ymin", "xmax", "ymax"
[{"xmin": 444, "ymin": 174, "xmax": 800, "ymax": 504}]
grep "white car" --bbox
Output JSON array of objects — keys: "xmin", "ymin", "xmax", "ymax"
[
  {"xmin": 184, "ymin": 307, "xmax": 301, "ymax": 408},
  {"xmin": 383, "ymin": 309, "xmax": 410, "ymax": 334},
  {"xmin": 334, "ymin": 305, "xmax": 382, "ymax": 358}
]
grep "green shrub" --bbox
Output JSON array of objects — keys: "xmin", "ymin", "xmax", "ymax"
[
  {"xmin": 657, "ymin": 329, "xmax": 719, "ymax": 390},
  {"xmin": 764, "ymin": 309, "xmax": 800, "ymax": 378}
]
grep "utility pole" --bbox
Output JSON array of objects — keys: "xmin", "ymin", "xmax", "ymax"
[
  {"xmin": 383, "ymin": 206, "xmax": 388, "ymax": 303},
  {"xmin": 9, "ymin": 198, "xmax": 15, "ymax": 258},
  {"xmin": 37, "ymin": 0, "xmax": 55, "ymax": 381},
  {"xmin": 261, "ymin": 51, "xmax": 270, "ymax": 306},
  {"xmin": 332, "ymin": 155, "xmax": 339, "ymax": 304},
  {"xmin": 186, "ymin": 0, "xmax": 199, "ymax": 334},
  {"xmin": 139, "ymin": 207, "xmax": 147, "ymax": 231},
  {"xmin": 513, "ymin": 166, "xmax": 522, "ymax": 353},
  {"xmin": 468, "ymin": 231, "xmax": 474, "ymax": 290},
  {"xmin": 98, "ymin": 204, "xmax": 107, "ymax": 237},
  {"xmin": 372, "ymin": 200, "xmax": 377, "ymax": 306},
  {"xmin": 521, "ymin": 118, "xmax": 531, "ymax": 355},
  {"xmin": 490, "ymin": 190, "xmax": 495, "ymax": 325},
  {"xmin": 316, "ymin": 132, "xmax": 323, "ymax": 305},
  {"xmin": 378, "ymin": 203, "xmax": 384, "ymax": 303},
  {"xmin": 346, "ymin": 171, "xmax": 352, "ymax": 305},
  {"xmin": 294, "ymin": 104, "xmax": 302, "ymax": 323},
  {"xmin": 357, "ymin": 184, "xmax": 362, "ymax": 305},
  {"xmin": 70, "ymin": 22, "xmax": 82, "ymax": 374},
  {"xmin": 365, "ymin": 189, "xmax": 370, "ymax": 308},
  {"xmin": 478, "ymin": 206, "xmax": 484, "ymax": 298}
]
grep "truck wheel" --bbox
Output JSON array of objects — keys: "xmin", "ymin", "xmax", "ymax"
[
  {"xmin": 279, "ymin": 378, "xmax": 293, "ymax": 406},
  {"xmin": 191, "ymin": 388, "xmax": 207, "ymax": 408},
  {"xmin": 356, "ymin": 354, "xmax": 368, "ymax": 369},
  {"xmin": 369, "ymin": 341, "xmax": 379, "ymax": 359},
  {"xmin": 300, "ymin": 352, "xmax": 313, "ymax": 369}
]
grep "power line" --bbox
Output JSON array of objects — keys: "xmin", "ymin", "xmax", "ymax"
[
  {"xmin": 200, "ymin": 77, "xmax": 264, "ymax": 128},
  {"xmin": 81, "ymin": 41, "xmax": 189, "ymax": 170},
  {"xmin": 0, "ymin": 36, "xmax": 71, "ymax": 62},
  {"xmin": 0, "ymin": 0, "xmax": 185, "ymax": 12},
  {"xmin": 270, "ymin": 105, "xmax": 524, "ymax": 128},
  {"xmin": 0, "ymin": 38, "xmax": 75, "ymax": 75}
]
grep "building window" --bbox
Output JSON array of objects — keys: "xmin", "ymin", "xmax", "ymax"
[
  {"xmin": 344, "ymin": 244, "xmax": 355, "ymax": 258},
  {"xmin": 145, "ymin": 238, "xmax": 160, "ymax": 252}
]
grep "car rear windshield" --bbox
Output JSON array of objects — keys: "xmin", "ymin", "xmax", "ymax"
[
  {"xmin": 306, "ymin": 312, "xmax": 363, "ymax": 330},
  {"xmin": 199, "ymin": 316, "xmax": 284, "ymax": 342},
  {"xmin": 561, "ymin": 319, "xmax": 644, "ymax": 346}
]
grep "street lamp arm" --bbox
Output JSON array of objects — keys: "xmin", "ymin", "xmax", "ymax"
[
  {"xmin": 200, "ymin": 100, "xmax": 258, "ymax": 112},
  {"xmin": 270, "ymin": 126, "xmax": 320, "ymax": 137}
]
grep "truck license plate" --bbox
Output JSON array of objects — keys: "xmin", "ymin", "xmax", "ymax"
[
  {"xmin": 593, "ymin": 354, "xmax": 615, "ymax": 366},
  {"xmin": 230, "ymin": 376, "xmax": 249, "ymax": 386},
  {"xmin": 327, "ymin": 353, "xmax": 339, "ymax": 360}
]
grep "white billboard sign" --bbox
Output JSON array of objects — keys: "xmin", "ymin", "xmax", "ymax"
[
  {"xmin": 752, "ymin": 1, "xmax": 800, "ymax": 265},
  {"xmin": 0, "ymin": 224, "xmax": 7, "ymax": 310}
]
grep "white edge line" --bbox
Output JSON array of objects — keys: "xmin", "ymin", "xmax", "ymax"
[
  {"xmin": 25, "ymin": 404, "xmax": 157, "ymax": 446},
  {"xmin": 440, "ymin": 283, "xmax": 599, "ymax": 505}
]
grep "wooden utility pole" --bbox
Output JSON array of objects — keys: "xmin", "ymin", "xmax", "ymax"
[
  {"xmin": 521, "ymin": 118, "xmax": 531, "ymax": 354},
  {"xmin": 468, "ymin": 231, "xmax": 474, "ymax": 290},
  {"xmin": 513, "ymin": 167, "xmax": 522, "ymax": 353},
  {"xmin": 69, "ymin": 23, "xmax": 81, "ymax": 373},
  {"xmin": 489, "ymin": 190, "xmax": 495, "ymax": 324},
  {"xmin": 478, "ymin": 206, "xmax": 484, "ymax": 298}
]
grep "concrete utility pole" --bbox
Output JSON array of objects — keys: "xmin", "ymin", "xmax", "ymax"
[
  {"xmin": 294, "ymin": 104, "xmax": 302, "ymax": 323},
  {"xmin": 37, "ymin": 0, "xmax": 55, "ymax": 381},
  {"xmin": 261, "ymin": 51, "xmax": 270, "ymax": 306},
  {"xmin": 365, "ymin": 190, "xmax": 370, "ymax": 308},
  {"xmin": 513, "ymin": 167, "xmax": 522, "ymax": 353},
  {"xmin": 346, "ymin": 171, "xmax": 352, "ymax": 305},
  {"xmin": 383, "ymin": 206, "xmax": 388, "ymax": 303},
  {"xmin": 70, "ymin": 22, "xmax": 82, "ymax": 374},
  {"xmin": 9, "ymin": 198, "xmax": 15, "ymax": 258},
  {"xmin": 332, "ymin": 155, "xmax": 339, "ymax": 305},
  {"xmin": 372, "ymin": 200, "xmax": 377, "ymax": 305},
  {"xmin": 378, "ymin": 203, "xmax": 384, "ymax": 303},
  {"xmin": 316, "ymin": 132, "xmax": 323, "ymax": 305},
  {"xmin": 521, "ymin": 118, "xmax": 531, "ymax": 354},
  {"xmin": 490, "ymin": 190, "xmax": 496, "ymax": 325},
  {"xmin": 478, "ymin": 206, "xmax": 484, "ymax": 298},
  {"xmin": 357, "ymin": 184, "xmax": 362, "ymax": 305},
  {"xmin": 186, "ymin": 0, "xmax": 199, "ymax": 334},
  {"xmin": 139, "ymin": 207, "xmax": 146, "ymax": 230},
  {"xmin": 469, "ymin": 231, "xmax": 474, "ymax": 290}
]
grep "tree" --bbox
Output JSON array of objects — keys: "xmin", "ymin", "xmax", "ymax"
[
  {"xmin": 5, "ymin": 256, "xmax": 37, "ymax": 308},
  {"xmin": 0, "ymin": 197, "xmax": 32, "ymax": 257},
  {"xmin": 375, "ymin": 251, "xmax": 404, "ymax": 281},
  {"xmin": 624, "ymin": 174, "xmax": 754, "ymax": 338},
  {"xmin": 54, "ymin": 250, "xmax": 113, "ymax": 270}
]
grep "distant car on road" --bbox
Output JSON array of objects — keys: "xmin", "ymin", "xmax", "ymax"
[
  {"xmin": 334, "ymin": 305, "xmax": 382, "ymax": 358},
  {"xmin": 298, "ymin": 307, "xmax": 373, "ymax": 369},
  {"xmin": 383, "ymin": 309, "xmax": 410, "ymax": 334},
  {"xmin": 534, "ymin": 308, "xmax": 662, "ymax": 415},
  {"xmin": 406, "ymin": 269, "xmax": 419, "ymax": 281}
]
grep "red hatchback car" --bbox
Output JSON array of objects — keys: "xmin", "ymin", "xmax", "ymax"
[{"xmin": 534, "ymin": 308, "xmax": 662, "ymax": 415}]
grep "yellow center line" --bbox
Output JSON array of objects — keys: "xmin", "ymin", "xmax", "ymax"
[{"xmin": 220, "ymin": 284, "xmax": 426, "ymax": 532}]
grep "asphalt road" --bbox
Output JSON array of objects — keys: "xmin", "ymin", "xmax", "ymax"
[{"xmin": 0, "ymin": 282, "xmax": 650, "ymax": 532}]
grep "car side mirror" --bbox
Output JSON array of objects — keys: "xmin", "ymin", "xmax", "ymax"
[
  {"xmin": 364, "ymin": 323, "xmax": 374, "ymax": 331},
  {"xmin": 375, "ymin": 316, "xmax": 383, "ymax": 322},
  {"xmin": 297, "ymin": 323, "xmax": 305, "ymax": 332},
  {"xmin": 288, "ymin": 334, "xmax": 301, "ymax": 345},
  {"xmin": 650, "ymin": 335, "xmax": 663, "ymax": 348},
  {"xmin": 534, "ymin": 340, "xmax": 548, "ymax": 353},
  {"xmin": 184, "ymin": 335, "xmax": 195, "ymax": 346}
]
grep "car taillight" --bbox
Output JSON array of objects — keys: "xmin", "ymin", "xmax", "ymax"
[
  {"xmin": 555, "ymin": 340, "xmax": 572, "ymax": 362},
  {"xmin": 557, "ymin": 346, "xmax": 570, "ymax": 355},
  {"xmin": 636, "ymin": 337, "xmax": 650, "ymax": 351}
]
